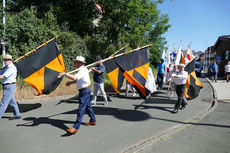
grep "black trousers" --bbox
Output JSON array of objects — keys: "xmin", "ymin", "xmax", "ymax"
[
  {"xmin": 175, "ymin": 84, "xmax": 186, "ymax": 109},
  {"xmin": 157, "ymin": 73, "xmax": 164, "ymax": 88}
]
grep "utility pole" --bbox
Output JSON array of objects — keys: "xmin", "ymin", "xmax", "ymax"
[{"xmin": 2, "ymin": 0, "xmax": 6, "ymax": 66}]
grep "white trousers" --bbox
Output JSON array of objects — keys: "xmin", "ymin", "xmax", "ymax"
[{"xmin": 92, "ymin": 82, "xmax": 108, "ymax": 103}]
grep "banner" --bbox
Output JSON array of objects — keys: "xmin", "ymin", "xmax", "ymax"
[
  {"xmin": 184, "ymin": 59, "xmax": 204, "ymax": 100},
  {"xmin": 15, "ymin": 39, "xmax": 65, "ymax": 95}
]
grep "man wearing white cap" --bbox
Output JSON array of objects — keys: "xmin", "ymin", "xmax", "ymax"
[
  {"xmin": 0, "ymin": 54, "xmax": 21, "ymax": 119},
  {"xmin": 171, "ymin": 64, "xmax": 188, "ymax": 113},
  {"xmin": 58, "ymin": 56, "xmax": 96, "ymax": 134}
]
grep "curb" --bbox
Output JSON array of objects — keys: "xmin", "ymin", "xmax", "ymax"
[{"xmin": 121, "ymin": 78, "xmax": 218, "ymax": 153}]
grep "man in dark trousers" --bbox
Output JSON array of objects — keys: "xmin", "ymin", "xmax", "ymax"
[
  {"xmin": 58, "ymin": 56, "xmax": 96, "ymax": 134},
  {"xmin": 157, "ymin": 59, "xmax": 166, "ymax": 90},
  {"xmin": 171, "ymin": 64, "xmax": 188, "ymax": 113}
]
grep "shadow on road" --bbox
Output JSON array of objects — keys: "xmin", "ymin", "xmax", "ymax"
[
  {"xmin": 5, "ymin": 103, "xmax": 41, "ymax": 113},
  {"xmin": 16, "ymin": 106, "xmax": 151, "ymax": 137}
]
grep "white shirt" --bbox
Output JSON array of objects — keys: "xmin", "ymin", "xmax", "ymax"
[
  {"xmin": 225, "ymin": 64, "xmax": 230, "ymax": 72},
  {"xmin": 74, "ymin": 65, "xmax": 90, "ymax": 90},
  {"xmin": 0, "ymin": 62, "xmax": 17, "ymax": 84},
  {"xmin": 173, "ymin": 71, "xmax": 188, "ymax": 85}
]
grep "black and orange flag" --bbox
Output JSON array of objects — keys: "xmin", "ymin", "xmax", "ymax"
[
  {"xmin": 184, "ymin": 58, "xmax": 204, "ymax": 100},
  {"xmin": 15, "ymin": 38, "xmax": 65, "ymax": 95},
  {"xmin": 103, "ymin": 49, "xmax": 125, "ymax": 94},
  {"xmin": 114, "ymin": 47, "xmax": 150, "ymax": 99}
]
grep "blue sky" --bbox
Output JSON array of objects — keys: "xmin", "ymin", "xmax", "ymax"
[{"xmin": 158, "ymin": 0, "xmax": 230, "ymax": 52}]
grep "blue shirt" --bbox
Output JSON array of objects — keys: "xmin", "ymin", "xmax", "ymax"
[
  {"xmin": 93, "ymin": 64, "xmax": 105, "ymax": 83},
  {"xmin": 157, "ymin": 63, "xmax": 166, "ymax": 74},
  {"xmin": 0, "ymin": 63, "xmax": 17, "ymax": 84},
  {"xmin": 210, "ymin": 64, "xmax": 218, "ymax": 73}
]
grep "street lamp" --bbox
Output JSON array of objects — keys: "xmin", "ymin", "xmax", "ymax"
[{"xmin": 2, "ymin": 0, "xmax": 6, "ymax": 66}]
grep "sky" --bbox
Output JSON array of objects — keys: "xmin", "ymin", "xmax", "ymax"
[{"xmin": 158, "ymin": 0, "xmax": 230, "ymax": 52}]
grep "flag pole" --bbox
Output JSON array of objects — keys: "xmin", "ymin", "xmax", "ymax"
[
  {"xmin": 109, "ymin": 45, "xmax": 128, "ymax": 57},
  {"xmin": 68, "ymin": 44, "xmax": 153, "ymax": 74},
  {"xmin": 14, "ymin": 37, "xmax": 56, "ymax": 63}
]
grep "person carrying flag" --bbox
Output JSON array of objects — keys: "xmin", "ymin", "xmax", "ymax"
[
  {"xmin": 171, "ymin": 64, "xmax": 188, "ymax": 113},
  {"xmin": 90, "ymin": 57, "xmax": 108, "ymax": 105},
  {"xmin": 0, "ymin": 54, "xmax": 21, "ymax": 120},
  {"xmin": 58, "ymin": 56, "xmax": 96, "ymax": 134}
]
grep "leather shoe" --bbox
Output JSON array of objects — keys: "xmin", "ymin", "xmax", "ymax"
[
  {"xmin": 83, "ymin": 122, "xmax": 96, "ymax": 126},
  {"xmin": 171, "ymin": 109, "xmax": 178, "ymax": 114},
  {"xmin": 180, "ymin": 105, "xmax": 186, "ymax": 110},
  {"xmin": 67, "ymin": 128, "xmax": 78, "ymax": 134},
  {"xmin": 9, "ymin": 116, "xmax": 21, "ymax": 120}
]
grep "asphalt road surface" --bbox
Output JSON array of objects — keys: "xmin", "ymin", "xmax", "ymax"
[{"xmin": 0, "ymin": 78, "xmax": 222, "ymax": 153}]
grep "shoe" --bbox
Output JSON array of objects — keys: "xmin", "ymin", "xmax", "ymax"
[
  {"xmin": 83, "ymin": 122, "xmax": 96, "ymax": 126},
  {"xmin": 104, "ymin": 102, "xmax": 108, "ymax": 105},
  {"xmin": 132, "ymin": 93, "xmax": 136, "ymax": 96},
  {"xmin": 67, "ymin": 128, "xmax": 78, "ymax": 134},
  {"xmin": 171, "ymin": 109, "xmax": 178, "ymax": 114},
  {"xmin": 91, "ymin": 101, "xmax": 96, "ymax": 105},
  {"xmin": 9, "ymin": 116, "xmax": 21, "ymax": 120},
  {"xmin": 180, "ymin": 105, "xmax": 186, "ymax": 110}
]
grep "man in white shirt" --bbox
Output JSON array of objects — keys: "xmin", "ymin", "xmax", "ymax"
[
  {"xmin": 225, "ymin": 61, "xmax": 230, "ymax": 82},
  {"xmin": 0, "ymin": 54, "xmax": 21, "ymax": 119},
  {"xmin": 171, "ymin": 64, "xmax": 188, "ymax": 113},
  {"xmin": 58, "ymin": 56, "xmax": 96, "ymax": 134}
]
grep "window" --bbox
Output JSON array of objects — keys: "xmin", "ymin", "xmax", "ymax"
[{"xmin": 225, "ymin": 50, "xmax": 229, "ymax": 60}]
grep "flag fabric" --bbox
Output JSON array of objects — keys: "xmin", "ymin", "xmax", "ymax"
[
  {"xmin": 172, "ymin": 47, "xmax": 177, "ymax": 59},
  {"xmin": 146, "ymin": 67, "xmax": 156, "ymax": 95},
  {"xmin": 185, "ymin": 44, "xmax": 194, "ymax": 64},
  {"xmin": 15, "ymin": 39, "xmax": 65, "ymax": 95},
  {"xmin": 184, "ymin": 58, "xmax": 204, "ymax": 100},
  {"xmin": 166, "ymin": 48, "xmax": 171, "ymax": 67},
  {"xmin": 175, "ymin": 43, "xmax": 185, "ymax": 65},
  {"xmin": 161, "ymin": 49, "xmax": 166, "ymax": 61},
  {"xmin": 114, "ymin": 47, "xmax": 150, "ymax": 99},
  {"xmin": 103, "ymin": 49, "xmax": 125, "ymax": 94},
  {"xmin": 175, "ymin": 44, "xmax": 182, "ymax": 65}
]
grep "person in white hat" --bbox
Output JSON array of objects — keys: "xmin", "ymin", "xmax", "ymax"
[
  {"xmin": 0, "ymin": 54, "xmax": 21, "ymax": 119},
  {"xmin": 171, "ymin": 63, "xmax": 188, "ymax": 113},
  {"xmin": 58, "ymin": 56, "xmax": 96, "ymax": 134}
]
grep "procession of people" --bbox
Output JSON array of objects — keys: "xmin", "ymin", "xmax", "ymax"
[{"xmin": 0, "ymin": 52, "xmax": 213, "ymax": 135}]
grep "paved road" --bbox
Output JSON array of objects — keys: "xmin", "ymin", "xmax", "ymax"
[
  {"xmin": 0, "ymin": 78, "xmax": 215, "ymax": 153},
  {"xmin": 143, "ymin": 102, "xmax": 230, "ymax": 153}
]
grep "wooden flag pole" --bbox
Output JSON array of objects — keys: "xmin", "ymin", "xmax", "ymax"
[
  {"xmin": 109, "ymin": 45, "xmax": 128, "ymax": 57},
  {"xmin": 14, "ymin": 37, "xmax": 56, "ymax": 63},
  {"xmin": 68, "ymin": 44, "xmax": 153, "ymax": 74}
]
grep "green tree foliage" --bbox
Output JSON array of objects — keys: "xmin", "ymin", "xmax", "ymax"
[{"xmin": 0, "ymin": 0, "xmax": 170, "ymax": 69}]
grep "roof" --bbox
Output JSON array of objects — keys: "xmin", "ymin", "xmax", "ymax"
[{"xmin": 213, "ymin": 35, "xmax": 230, "ymax": 51}]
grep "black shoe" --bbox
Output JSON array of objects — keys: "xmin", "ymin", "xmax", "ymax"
[
  {"xmin": 180, "ymin": 105, "xmax": 186, "ymax": 110},
  {"xmin": 9, "ymin": 116, "xmax": 21, "ymax": 120},
  {"xmin": 171, "ymin": 109, "xmax": 178, "ymax": 113}
]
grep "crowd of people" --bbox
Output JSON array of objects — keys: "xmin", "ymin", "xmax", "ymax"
[{"xmin": 0, "ymin": 54, "xmax": 229, "ymax": 134}]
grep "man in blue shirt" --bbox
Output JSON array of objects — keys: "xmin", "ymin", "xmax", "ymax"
[
  {"xmin": 157, "ymin": 59, "xmax": 166, "ymax": 90},
  {"xmin": 0, "ymin": 54, "xmax": 21, "ymax": 120},
  {"xmin": 210, "ymin": 61, "xmax": 218, "ymax": 82},
  {"xmin": 90, "ymin": 57, "xmax": 108, "ymax": 105}
]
